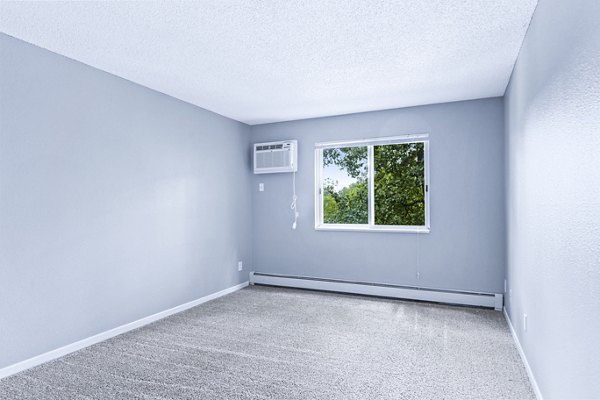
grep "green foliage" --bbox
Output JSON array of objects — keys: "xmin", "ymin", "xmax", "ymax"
[
  {"xmin": 323, "ymin": 147, "xmax": 368, "ymax": 224},
  {"xmin": 323, "ymin": 180, "xmax": 368, "ymax": 224},
  {"xmin": 323, "ymin": 147, "xmax": 368, "ymax": 179},
  {"xmin": 323, "ymin": 185, "xmax": 339, "ymax": 217},
  {"xmin": 374, "ymin": 143, "xmax": 425, "ymax": 226},
  {"xmin": 322, "ymin": 143, "xmax": 425, "ymax": 226}
]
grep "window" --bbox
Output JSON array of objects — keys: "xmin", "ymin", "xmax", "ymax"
[{"xmin": 315, "ymin": 134, "xmax": 429, "ymax": 233}]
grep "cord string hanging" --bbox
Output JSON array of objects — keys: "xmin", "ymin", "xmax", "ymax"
[{"xmin": 290, "ymin": 170, "xmax": 299, "ymax": 229}]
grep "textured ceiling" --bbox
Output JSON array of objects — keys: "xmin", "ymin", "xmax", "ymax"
[{"xmin": 0, "ymin": 1, "xmax": 537, "ymax": 125}]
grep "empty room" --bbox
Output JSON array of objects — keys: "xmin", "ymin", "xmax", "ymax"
[{"xmin": 1, "ymin": 0, "xmax": 598, "ymax": 399}]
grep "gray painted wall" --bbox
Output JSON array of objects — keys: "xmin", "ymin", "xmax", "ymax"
[
  {"xmin": 504, "ymin": 0, "xmax": 600, "ymax": 398},
  {"xmin": 0, "ymin": 34, "xmax": 252, "ymax": 369},
  {"xmin": 251, "ymin": 98, "xmax": 505, "ymax": 294}
]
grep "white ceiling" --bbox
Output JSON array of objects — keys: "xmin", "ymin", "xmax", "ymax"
[{"xmin": 0, "ymin": 1, "xmax": 537, "ymax": 125}]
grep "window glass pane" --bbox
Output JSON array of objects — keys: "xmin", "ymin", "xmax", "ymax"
[
  {"xmin": 374, "ymin": 142, "xmax": 425, "ymax": 226},
  {"xmin": 322, "ymin": 146, "xmax": 368, "ymax": 224}
]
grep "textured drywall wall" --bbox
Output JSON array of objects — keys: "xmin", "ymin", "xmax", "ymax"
[
  {"xmin": 251, "ymin": 98, "xmax": 505, "ymax": 293},
  {"xmin": 0, "ymin": 34, "xmax": 252, "ymax": 369},
  {"xmin": 504, "ymin": 0, "xmax": 600, "ymax": 398},
  {"xmin": 0, "ymin": 1, "xmax": 537, "ymax": 124}
]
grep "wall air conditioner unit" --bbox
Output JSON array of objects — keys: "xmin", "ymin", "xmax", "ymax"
[{"xmin": 253, "ymin": 140, "xmax": 298, "ymax": 174}]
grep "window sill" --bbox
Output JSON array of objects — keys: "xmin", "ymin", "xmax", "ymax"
[{"xmin": 314, "ymin": 224, "xmax": 430, "ymax": 233}]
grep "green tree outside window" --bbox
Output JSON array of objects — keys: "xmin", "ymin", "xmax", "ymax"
[{"xmin": 321, "ymin": 142, "xmax": 425, "ymax": 226}]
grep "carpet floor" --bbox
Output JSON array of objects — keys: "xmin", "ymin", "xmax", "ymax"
[{"xmin": 0, "ymin": 285, "xmax": 534, "ymax": 399}]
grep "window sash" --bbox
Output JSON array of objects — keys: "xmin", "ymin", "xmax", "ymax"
[
  {"xmin": 315, "ymin": 133, "xmax": 429, "ymax": 149},
  {"xmin": 315, "ymin": 135, "xmax": 430, "ymax": 233}
]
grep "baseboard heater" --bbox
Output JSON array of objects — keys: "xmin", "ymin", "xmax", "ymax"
[{"xmin": 249, "ymin": 272, "xmax": 503, "ymax": 311}]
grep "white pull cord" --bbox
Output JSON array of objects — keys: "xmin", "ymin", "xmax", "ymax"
[{"xmin": 290, "ymin": 170, "xmax": 299, "ymax": 229}]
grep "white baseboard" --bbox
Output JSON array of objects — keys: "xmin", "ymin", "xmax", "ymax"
[
  {"xmin": 250, "ymin": 272, "xmax": 503, "ymax": 310},
  {"xmin": 0, "ymin": 281, "xmax": 249, "ymax": 380},
  {"xmin": 503, "ymin": 307, "xmax": 543, "ymax": 400}
]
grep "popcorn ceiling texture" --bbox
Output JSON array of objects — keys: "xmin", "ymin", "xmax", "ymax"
[{"xmin": 0, "ymin": 0, "xmax": 537, "ymax": 124}]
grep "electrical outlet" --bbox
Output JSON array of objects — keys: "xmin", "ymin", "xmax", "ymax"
[
  {"xmin": 238, "ymin": 261, "xmax": 243, "ymax": 271},
  {"xmin": 259, "ymin": 183, "xmax": 264, "ymax": 192},
  {"xmin": 523, "ymin": 313, "xmax": 528, "ymax": 332}
]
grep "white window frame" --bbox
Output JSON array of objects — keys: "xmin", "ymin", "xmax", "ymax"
[{"xmin": 314, "ymin": 134, "xmax": 430, "ymax": 233}]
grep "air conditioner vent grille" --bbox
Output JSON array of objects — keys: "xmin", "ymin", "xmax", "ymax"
[
  {"xmin": 257, "ymin": 144, "xmax": 284, "ymax": 151},
  {"xmin": 253, "ymin": 140, "xmax": 297, "ymax": 174}
]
